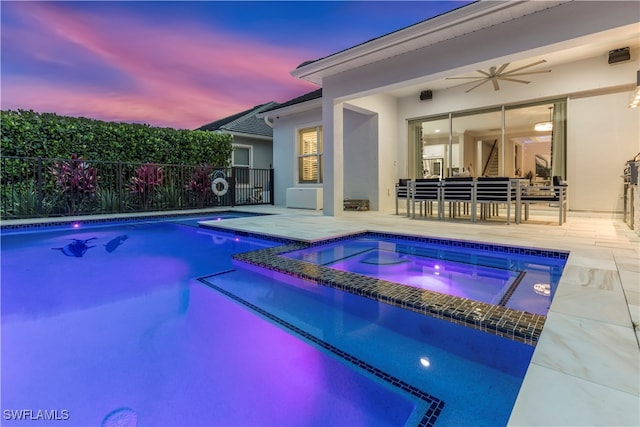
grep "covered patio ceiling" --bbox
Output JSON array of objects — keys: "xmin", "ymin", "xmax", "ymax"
[{"xmin": 384, "ymin": 23, "xmax": 639, "ymax": 98}]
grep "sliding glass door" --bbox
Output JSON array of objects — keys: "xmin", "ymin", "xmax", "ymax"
[{"xmin": 408, "ymin": 99, "xmax": 566, "ymax": 181}]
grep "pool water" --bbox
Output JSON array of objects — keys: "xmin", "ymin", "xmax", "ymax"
[
  {"xmin": 1, "ymin": 219, "xmax": 535, "ymax": 426},
  {"xmin": 282, "ymin": 236, "xmax": 566, "ymax": 315}
]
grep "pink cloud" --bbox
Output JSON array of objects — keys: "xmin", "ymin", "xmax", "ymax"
[
  {"xmin": 2, "ymin": 2, "xmax": 319, "ymax": 129},
  {"xmin": 2, "ymin": 74, "xmax": 311, "ymax": 130}
]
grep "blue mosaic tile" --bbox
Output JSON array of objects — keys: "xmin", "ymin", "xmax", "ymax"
[{"xmin": 0, "ymin": 211, "xmax": 271, "ymax": 232}]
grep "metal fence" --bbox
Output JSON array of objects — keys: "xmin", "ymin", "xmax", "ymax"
[{"xmin": 0, "ymin": 156, "xmax": 274, "ymax": 220}]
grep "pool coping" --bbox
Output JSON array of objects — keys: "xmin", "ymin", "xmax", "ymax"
[{"xmin": 0, "ymin": 208, "xmax": 269, "ymax": 231}]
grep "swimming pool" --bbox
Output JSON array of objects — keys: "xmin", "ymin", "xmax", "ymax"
[{"xmin": 1, "ymin": 218, "xmax": 535, "ymax": 426}]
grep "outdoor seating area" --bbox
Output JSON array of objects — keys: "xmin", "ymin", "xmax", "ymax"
[{"xmin": 395, "ymin": 177, "xmax": 568, "ymax": 225}]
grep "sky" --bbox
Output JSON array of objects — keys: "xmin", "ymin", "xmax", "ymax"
[{"xmin": 1, "ymin": 1, "xmax": 471, "ymax": 130}]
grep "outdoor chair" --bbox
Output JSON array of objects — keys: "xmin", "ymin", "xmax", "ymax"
[
  {"xmin": 395, "ymin": 179, "xmax": 411, "ymax": 216},
  {"xmin": 475, "ymin": 177, "xmax": 518, "ymax": 224},
  {"xmin": 520, "ymin": 176, "xmax": 568, "ymax": 225},
  {"xmin": 442, "ymin": 177, "xmax": 476, "ymax": 222},
  {"xmin": 411, "ymin": 178, "xmax": 442, "ymax": 219}
]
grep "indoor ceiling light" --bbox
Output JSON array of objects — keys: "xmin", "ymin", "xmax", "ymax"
[
  {"xmin": 535, "ymin": 106, "xmax": 553, "ymax": 132},
  {"xmin": 534, "ymin": 122, "xmax": 553, "ymax": 132}
]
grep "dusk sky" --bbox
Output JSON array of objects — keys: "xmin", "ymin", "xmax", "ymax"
[{"xmin": 1, "ymin": 1, "xmax": 471, "ymax": 130}]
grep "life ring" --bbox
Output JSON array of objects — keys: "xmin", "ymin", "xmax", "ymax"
[{"xmin": 211, "ymin": 177, "xmax": 228, "ymax": 197}]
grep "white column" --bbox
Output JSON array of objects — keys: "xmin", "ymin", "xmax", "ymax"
[{"xmin": 322, "ymin": 97, "xmax": 344, "ymax": 216}]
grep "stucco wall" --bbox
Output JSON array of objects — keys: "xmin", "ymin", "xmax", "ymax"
[
  {"xmin": 343, "ymin": 109, "xmax": 379, "ymax": 209},
  {"xmin": 271, "ymin": 109, "xmax": 322, "ymax": 206},
  {"xmin": 568, "ymin": 91, "xmax": 640, "ymax": 212},
  {"xmin": 345, "ymin": 94, "xmax": 399, "ymax": 212}
]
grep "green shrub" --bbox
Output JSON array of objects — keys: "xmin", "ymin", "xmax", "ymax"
[
  {"xmin": 96, "ymin": 187, "xmax": 121, "ymax": 213},
  {"xmin": 0, "ymin": 109, "xmax": 233, "ymax": 166},
  {"xmin": 157, "ymin": 184, "xmax": 183, "ymax": 210},
  {"xmin": 3, "ymin": 180, "xmax": 54, "ymax": 218}
]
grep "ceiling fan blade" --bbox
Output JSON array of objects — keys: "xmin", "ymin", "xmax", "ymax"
[
  {"xmin": 492, "ymin": 78, "xmax": 500, "ymax": 91},
  {"xmin": 495, "ymin": 63, "xmax": 510, "ymax": 75},
  {"xmin": 445, "ymin": 80, "xmax": 485, "ymax": 90},
  {"xmin": 500, "ymin": 59, "xmax": 547, "ymax": 75},
  {"xmin": 498, "ymin": 77, "xmax": 531, "ymax": 84},
  {"xmin": 445, "ymin": 76, "xmax": 487, "ymax": 80},
  {"xmin": 503, "ymin": 69, "xmax": 551, "ymax": 77},
  {"xmin": 465, "ymin": 79, "xmax": 491, "ymax": 93}
]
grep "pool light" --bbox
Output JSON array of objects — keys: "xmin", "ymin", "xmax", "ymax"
[
  {"xmin": 72, "ymin": 223, "xmax": 80, "ymax": 229},
  {"xmin": 433, "ymin": 264, "xmax": 441, "ymax": 275},
  {"xmin": 420, "ymin": 357, "xmax": 431, "ymax": 368},
  {"xmin": 533, "ymin": 283, "xmax": 551, "ymax": 296}
]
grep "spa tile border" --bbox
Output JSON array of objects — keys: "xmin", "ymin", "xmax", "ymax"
[
  {"xmin": 202, "ymin": 224, "xmax": 569, "ymax": 261},
  {"xmin": 198, "ymin": 273, "xmax": 445, "ymax": 427},
  {"xmin": 233, "ymin": 242, "xmax": 546, "ymax": 345},
  {"xmin": 309, "ymin": 231, "xmax": 570, "ymax": 260}
]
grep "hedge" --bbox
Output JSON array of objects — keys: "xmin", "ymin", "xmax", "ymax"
[{"xmin": 0, "ymin": 109, "xmax": 233, "ymax": 166}]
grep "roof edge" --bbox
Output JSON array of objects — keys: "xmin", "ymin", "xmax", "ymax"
[
  {"xmin": 291, "ymin": 1, "xmax": 568, "ymax": 83},
  {"xmin": 257, "ymin": 89, "xmax": 323, "ymax": 118}
]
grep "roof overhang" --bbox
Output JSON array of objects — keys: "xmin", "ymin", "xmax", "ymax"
[
  {"xmin": 291, "ymin": 1, "xmax": 569, "ymax": 85},
  {"xmin": 256, "ymin": 97, "xmax": 322, "ymax": 120}
]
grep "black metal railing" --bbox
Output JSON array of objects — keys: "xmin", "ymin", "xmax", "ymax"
[{"xmin": 0, "ymin": 156, "xmax": 274, "ymax": 220}]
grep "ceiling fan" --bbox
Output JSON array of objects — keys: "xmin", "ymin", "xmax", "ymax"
[{"xmin": 446, "ymin": 60, "xmax": 551, "ymax": 93}]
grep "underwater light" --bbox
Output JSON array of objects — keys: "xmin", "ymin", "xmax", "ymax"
[
  {"xmin": 216, "ymin": 218, "xmax": 222, "ymax": 221},
  {"xmin": 72, "ymin": 223, "xmax": 80, "ymax": 229},
  {"xmin": 420, "ymin": 357, "xmax": 431, "ymax": 368},
  {"xmin": 533, "ymin": 283, "xmax": 551, "ymax": 296}
]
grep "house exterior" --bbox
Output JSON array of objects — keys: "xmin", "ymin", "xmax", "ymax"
[
  {"xmin": 198, "ymin": 101, "xmax": 277, "ymax": 170},
  {"xmin": 258, "ymin": 0, "xmax": 640, "ymax": 216}
]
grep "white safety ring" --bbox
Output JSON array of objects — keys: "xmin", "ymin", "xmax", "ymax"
[{"xmin": 211, "ymin": 177, "xmax": 229, "ymax": 197}]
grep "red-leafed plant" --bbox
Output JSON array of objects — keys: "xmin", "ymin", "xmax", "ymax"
[
  {"xmin": 129, "ymin": 163, "xmax": 163, "ymax": 209},
  {"xmin": 186, "ymin": 164, "xmax": 213, "ymax": 207},
  {"xmin": 50, "ymin": 153, "xmax": 98, "ymax": 214}
]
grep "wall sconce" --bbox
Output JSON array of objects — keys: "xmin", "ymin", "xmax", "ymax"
[
  {"xmin": 535, "ymin": 106, "xmax": 553, "ymax": 132},
  {"xmin": 629, "ymin": 70, "xmax": 640, "ymax": 108}
]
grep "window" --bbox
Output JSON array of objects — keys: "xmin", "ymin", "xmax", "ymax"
[
  {"xmin": 297, "ymin": 126, "xmax": 323, "ymax": 184},
  {"xmin": 232, "ymin": 145, "xmax": 251, "ymax": 185}
]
